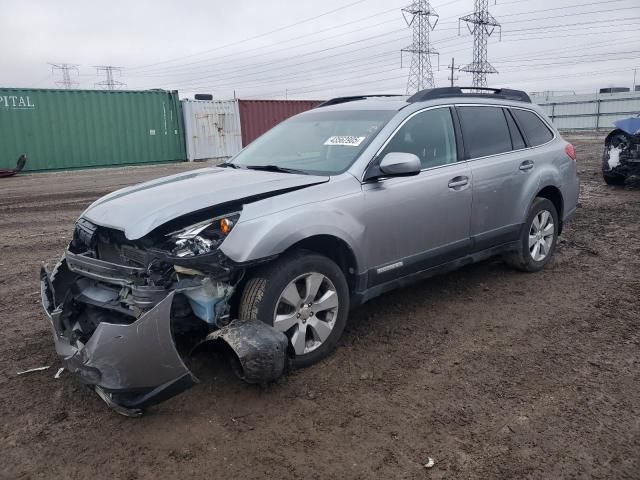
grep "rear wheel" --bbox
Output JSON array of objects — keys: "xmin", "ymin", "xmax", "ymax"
[
  {"xmin": 504, "ymin": 197, "xmax": 559, "ymax": 272},
  {"xmin": 239, "ymin": 250, "xmax": 349, "ymax": 368}
]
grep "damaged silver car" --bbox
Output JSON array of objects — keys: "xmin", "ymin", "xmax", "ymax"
[
  {"xmin": 42, "ymin": 87, "xmax": 579, "ymax": 414},
  {"xmin": 602, "ymin": 115, "xmax": 640, "ymax": 186}
]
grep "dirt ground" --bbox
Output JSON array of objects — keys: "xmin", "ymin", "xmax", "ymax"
[{"xmin": 1, "ymin": 133, "xmax": 639, "ymax": 479}]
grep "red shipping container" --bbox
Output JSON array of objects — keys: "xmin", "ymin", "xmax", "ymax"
[{"xmin": 238, "ymin": 99, "xmax": 322, "ymax": 146}]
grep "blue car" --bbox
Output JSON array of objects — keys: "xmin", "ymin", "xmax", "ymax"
[{"xmin": 602, "ymin": 115, "xmax": 640, "ymax": 185}]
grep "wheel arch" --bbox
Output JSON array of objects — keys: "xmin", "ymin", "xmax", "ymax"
[
  {"xmin": 282, "ymin": 235, "xmax": 360, "ymax": 293},
  {"xmin": 535, "ymin": 185, "xmax": 564, "ymax": 234},
  {"xmin": 604, "ymin": 128, "xmax": 628, "ymax": 146}
]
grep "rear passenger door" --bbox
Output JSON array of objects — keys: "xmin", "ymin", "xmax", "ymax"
[{"xmin": 457, "ymin": 105, "xmax": 532, "ymax": 250}]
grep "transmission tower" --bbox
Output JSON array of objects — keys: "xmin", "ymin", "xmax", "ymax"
[
  {"xmin": 459, "ymin": 0, "xmax": 501, "ymax": 88},
  {"xmin": 49, "ymin": 63, "xmax": 80, "ymax": 89},
  {"xmin": 94, "ymin": 66, "xmax": 126, "ymax": 90},
  {"xmin": 401, "ymin": 0, "xmax": 439, "ymax": 94}
]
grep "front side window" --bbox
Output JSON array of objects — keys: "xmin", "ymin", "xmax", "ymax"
[
  {"xmin": 457, "ymin": 106, "xmax": 512, "ymax": 159},
  {"xmin": 511, "ymin": 109, "xmax": 554, "ymax": 147},
  {"xmin": 231, "ymin": 110, "xmax": 394, "ymax": 175},
  {"xmin": 379, "ymin": 107, "xmax": 457, "ymax": 169}
]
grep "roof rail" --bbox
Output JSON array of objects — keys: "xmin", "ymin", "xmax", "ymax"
[
  {"xmin": 407, "ymin": 87, "xmax": 531, "ymax": 103},
  {"xmin": 315, "ymin": 94, "xmax": 404, "ymax": 108}
]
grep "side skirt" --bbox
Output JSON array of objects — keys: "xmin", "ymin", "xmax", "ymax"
[{"xmin": 351, "ymin": 241, "xmax": 519, "ymax": 307}]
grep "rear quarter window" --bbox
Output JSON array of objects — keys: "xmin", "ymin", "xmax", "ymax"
[
  {"xmin": 512, "ymin": 109, "xmax": 554, "ymax": 147},
  {"xmin": 457, "ymin": 106, "xmax": 512, "ymax": 159}
]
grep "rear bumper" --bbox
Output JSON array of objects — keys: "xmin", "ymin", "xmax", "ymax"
[{"xmin": 41, "ymin": 257, "xmax": 197, "ymax": 413}]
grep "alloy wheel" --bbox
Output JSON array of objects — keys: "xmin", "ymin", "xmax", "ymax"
[
  {"xmin": 529, "ymin": 209, "xmax": 554, "ymax": 262},
  {"xmin": 273, "ymin": 272, "xmax": 339, "ymax": 355}
]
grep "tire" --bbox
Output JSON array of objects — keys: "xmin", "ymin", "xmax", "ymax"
[
  {"xmin": 603, "ymin": 171, "xmax": 626, "ymax": 186},
  {"xmin": 239, "ymin": 250, "xmax": 349, "ymax": 368},
  {"xmin": 504, "ymin": 197, "xmax": 559, "ymax": 272}
]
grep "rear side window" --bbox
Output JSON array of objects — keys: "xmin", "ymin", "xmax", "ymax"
[
  {"xmin": 511, "ymin": 109, "xmax": 554, "ymax": 146},
  {"xmin": 457, "ymin": 106, "xmax": 512, "ymax": 159},
  {"xmin": 504, "ymin": 109, "xmax": 526, "ymax": 150}
]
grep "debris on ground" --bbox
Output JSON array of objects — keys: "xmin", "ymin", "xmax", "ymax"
[
  {"xmin": 54, "ymin": 368, "xmax": 64, "ymax": 379},
  {"xmin": 424, "ymin": 457, "xmax": 435, "ymax": 469},
  {"xmin": 16, "ymin": 366, "xmax": 50, "ymax": 375},
  {"xmin": 0, "ymin": 154, "xmax": 27, "ymax": 178}
]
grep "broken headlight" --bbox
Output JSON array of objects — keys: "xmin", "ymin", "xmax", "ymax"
[{"xmin": 167, "ymin": 212, "xmax": 240, "ymax": 257}]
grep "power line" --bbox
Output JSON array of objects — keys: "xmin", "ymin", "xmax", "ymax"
[
  {"xmin": 496, "ymin": 49, "xmax": 640, "ymax": 65},
  {"xmin": 177, "ymin": 18, "xmax": 640, "ymax": 95},
  {"xmin": 257, "ymin": 63, "xmax": 636, "ymax": 99},
  {"xmin": 127, "ymin": 0, "xmax": 375, "ymax": 72},
  {"xmin": 497, "ymin": 53, "xmax": 640, "ymax": 71},
  {"xmin": 130, "ymin": 16, "xmax": 403, "ymax": 78},
  {"xmin": 134, "ymin": 11, "xmax": 403, "ymax": 75},
  {"xmin": 490, "ymin": 31, "xmax": 640, "ymax": 62},
  {"xmin": 201, "ymin": 50, "xmax": 640, "ymax": 98},
  {"xmin": 499, "ymin": 16, "xmax": 640, "ymax": 33},
  {"xmin": 129, "ymin": 7, "xmax": 639, "ymax": 88},
  {"xmin": 173, "ymin": 28, "xmax": 639, "ymax": 97},
  {"xmin": 186, "ymin": 52, "xmax": 400, "ymax": 93},
  {"xmin": 155, "ymin": 30, "xmax": 410, "ymax": 89},
  {"xmin": 130, "ymin": 2, "xmax": 472, "ymax": 77},
  {"xmin": 438, "ymin": 0, "xmax": 634, "ymax": 25},
  {"xmin": 48, "ymin": 63, "xmax": 79, "ymax": 89},
  {"xmin": 120, "ymin": 4, "xmax": 639, "ymax": 96}
]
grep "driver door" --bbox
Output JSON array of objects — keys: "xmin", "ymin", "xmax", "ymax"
[{"xmin": 362, "ymin": 106, "xmax": 473, "ymax": 286}]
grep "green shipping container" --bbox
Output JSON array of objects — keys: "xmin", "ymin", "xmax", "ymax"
[{"xmin": 0, "ymin": 88, "xmax": 186, "ymax": 171}]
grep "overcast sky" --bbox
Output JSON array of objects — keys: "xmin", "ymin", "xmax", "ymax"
[{"xmin": 1, "ymin": 0, "xmax": 639, "ymax": 99}]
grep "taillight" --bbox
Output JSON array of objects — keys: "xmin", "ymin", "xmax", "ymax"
[{"xmin": 565, "ymin": 143, "xmax": 577, "ymax": 161}]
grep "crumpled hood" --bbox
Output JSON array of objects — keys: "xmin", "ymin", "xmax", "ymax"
[
  {"xmin": 614, "ymin": 116, "xmax": 640, "ymax": 136},
  {"xmin": 82, "ymin": 167, "xmax": 329, "ymax": 239}
]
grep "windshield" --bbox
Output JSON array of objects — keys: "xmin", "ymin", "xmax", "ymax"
[{"xmin": 230, "ymin": 110, "xmax": 395, "ymax": 175}]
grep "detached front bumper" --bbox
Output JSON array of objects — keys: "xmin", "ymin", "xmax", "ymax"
[
  {"xmin": 41, "ymin": 257, "xmax": 197, "ymax": 414},
  {"xmin": 41, "ymin": 251, "xmax": 288, "ymax": 415}
]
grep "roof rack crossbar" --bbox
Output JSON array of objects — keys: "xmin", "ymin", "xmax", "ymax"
[
  {"xmin": 407, "ymin": 87, "xmax": 531, "ymax": 103},
  {"xmin": 315, "ymin": 94, "xmax": 404, "ymax": 108}
]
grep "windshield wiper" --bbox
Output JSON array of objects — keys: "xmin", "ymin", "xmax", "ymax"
[
  {"xmin": 244, "ymin": 165, "xmax": 307, "ymax": 175},
  {"xmin": 218, "ymin": 162, "xmax": 240, "ymax": 169}
]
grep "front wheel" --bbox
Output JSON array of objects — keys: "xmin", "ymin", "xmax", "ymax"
[
  {"xmin": 504, "ymin": 197, "xmax": 559, "ymax": 272},
  {"xmin": 238, "ymin": 250, "xmax": 349, "ymax": 368}
]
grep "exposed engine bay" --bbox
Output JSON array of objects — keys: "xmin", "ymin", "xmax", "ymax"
[
  {"xmin": 602, "ymin": 116, "xmax": 640, "ymax": 186},
  {"xmin": 41, "ymin": 211, "xmax": 288, "ymax": 416}
]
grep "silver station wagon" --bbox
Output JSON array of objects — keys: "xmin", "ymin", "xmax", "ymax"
[{"xmin": 41, "ymin": 87, "xmax": 579, "ymax": 415}]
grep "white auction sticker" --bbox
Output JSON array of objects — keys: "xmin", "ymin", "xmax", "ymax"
[{"xmin": 324, "ymin": 136, "xmax": 366, "ymax": 146}]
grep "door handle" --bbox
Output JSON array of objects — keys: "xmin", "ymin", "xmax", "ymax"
[
  {"xmin": 519, "ymin": 160, "xmax": 534, "ymax": 171},
  {"xmin": 448, "ymin": 176, "xmax": 469, "ymax": 189}
]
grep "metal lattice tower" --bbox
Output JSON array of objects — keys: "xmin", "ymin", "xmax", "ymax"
[
  {"xmin": 459, "ymin": 0, "xmax": 501, "ymax": 88},
  {"xmin": 94, "ymin": 66, "xmax": 126, "ymax": 90},
  {"xmin": 401, "ymin": 0, "xmax": 439, "ymax": 94},
  {"xmin": 49, "ymin": 63, "xmax": 79, "ymax": 89}
]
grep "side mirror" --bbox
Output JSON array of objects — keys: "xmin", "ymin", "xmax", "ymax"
[{"xmin": 378, "ymin": 152, "xmax": 421, "ymax": 177}]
